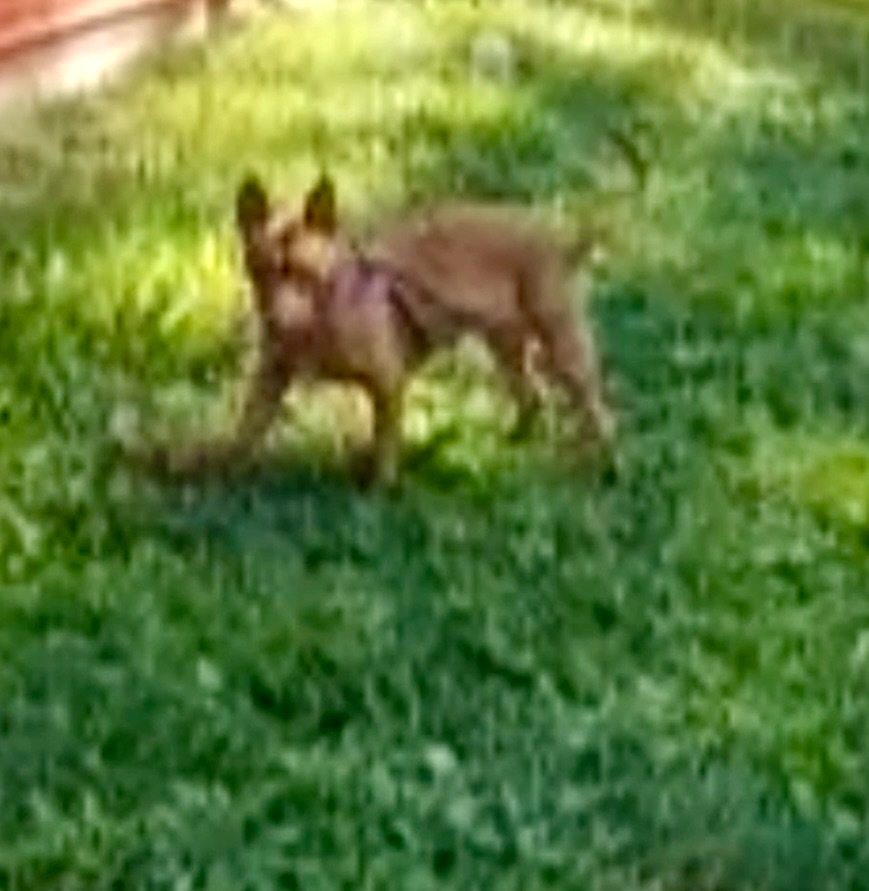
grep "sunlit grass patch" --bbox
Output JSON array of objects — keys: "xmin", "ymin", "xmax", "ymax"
[
  {"xmin": 743, "ymin": 424, "xmax": 869, "ymax": 537},
  {"xmin": 2, "ymin": 0, "xmax": 863, "ymax": 372}
]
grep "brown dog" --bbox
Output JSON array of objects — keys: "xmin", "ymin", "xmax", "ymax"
[{"xmin": 161, "ymin": 166, "xmax": 631, "ymax": 487}]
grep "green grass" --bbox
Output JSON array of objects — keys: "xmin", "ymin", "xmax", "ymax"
[{"xmin": 1, "ymin": 0, "xmax": 868, "ymax": 887}]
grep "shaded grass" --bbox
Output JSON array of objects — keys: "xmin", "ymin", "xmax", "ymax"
[{"xmin": 1, "ymin": 0, "xmax": 869, "ymax": 887}]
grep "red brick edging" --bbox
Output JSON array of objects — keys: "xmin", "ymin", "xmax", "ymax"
[{"xmin": 0, "ymin": 0, "xmax": 201, "ymax": 60}]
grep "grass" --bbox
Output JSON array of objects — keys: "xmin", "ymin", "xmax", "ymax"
[{"xmin": 0, "ymin": 0, "xmax": 868, "ymax": 887}]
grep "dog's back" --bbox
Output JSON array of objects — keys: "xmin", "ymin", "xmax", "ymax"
[{"xmin": 367, "ymin": 203, "xmax": 565, "ymax": 328}]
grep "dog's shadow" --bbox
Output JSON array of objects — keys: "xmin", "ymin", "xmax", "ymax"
[
  {"xmin": 122, "ymin": 421, "xmax": 488, "ymax": 498},
  {"xmin": 121, "ymin": 416, "xmax": 620, "ymax": 544}
]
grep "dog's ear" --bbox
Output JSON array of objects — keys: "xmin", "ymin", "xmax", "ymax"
[
  {"xmin": 236, "ymin": 175, "xmax": 269, "ymax": 234},
  {"xmin": 303, "ymin": 173, "xmax": 337, "ymax": 232}
]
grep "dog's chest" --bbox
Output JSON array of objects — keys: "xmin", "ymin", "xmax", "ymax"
[
  {"xmin": 279, "ymin": 268, "xmax": 398, "ymax": 382},
  {"xmin": 269, "ymin": 288, "xmax": 315, "ymax": 331}
]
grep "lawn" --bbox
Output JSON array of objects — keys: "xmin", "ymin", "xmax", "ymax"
[{"xmin": 0, "ymin": 0, "xmax": 868, "ymax": 887}]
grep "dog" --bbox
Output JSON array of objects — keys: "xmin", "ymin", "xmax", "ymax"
[{"xmin": 153, "ymin": 137, "xmax": 645, "ymax": 487}]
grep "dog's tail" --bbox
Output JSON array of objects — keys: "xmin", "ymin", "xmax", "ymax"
[
  {"xmin": 561, "ymin": 124, "xmax": 650, "ymax": 265},
  {"xmin": 595, "ymin": 124, "xmax": 650, "ymax": 200},
  {"xmin": 605, "ymin": 125, "xmax": 649, "ymax": 193}
]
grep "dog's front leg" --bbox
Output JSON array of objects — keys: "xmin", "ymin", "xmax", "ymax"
[
  {"xmin": 367, "ymin": 384, "xmax": 403, "ymax": 489},
  {"xmin": 217, "ymin": 348, "xmax": 293, "ymax": 464},
  {"xmin": 159, "ymin": 348, "xmax": 291, "ymax": 476}
]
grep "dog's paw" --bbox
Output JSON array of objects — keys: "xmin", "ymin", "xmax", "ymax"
[
  {"xmin": 508, "ymin": 410, "xmax": 538, "ymax": 443},
  {"xmin": 348, "ymin": 448, "xmax": 377, "ymax": 489},
  {"xmin": 348, "ymin": 448, "xmax": 402, "ymax": 494}
]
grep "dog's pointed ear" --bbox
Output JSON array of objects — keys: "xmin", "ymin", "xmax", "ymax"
[
  {"xmin": 303, "ymin": 173, "xmax": 337, "ymax": 232},
  {"xmin": 236, "ymin": 174, "xmax": 269, "ymax": 233}
]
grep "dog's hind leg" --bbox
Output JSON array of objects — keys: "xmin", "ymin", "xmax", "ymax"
[
  {"xmin": 521, "ymin": 269, "xmax": 614, "ymax": 447},
  {"xmin": 488, "ymin": 326, "xmax": 542, "ymax": 441},
  {"xmin": 543, "ymin": 323, "xmax": 615, "ymax": 447}
]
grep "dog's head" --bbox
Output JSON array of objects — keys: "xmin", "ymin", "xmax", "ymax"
[{"xmin": 235, "ymin": 173, "xmax": 351, "ymax": 326}]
